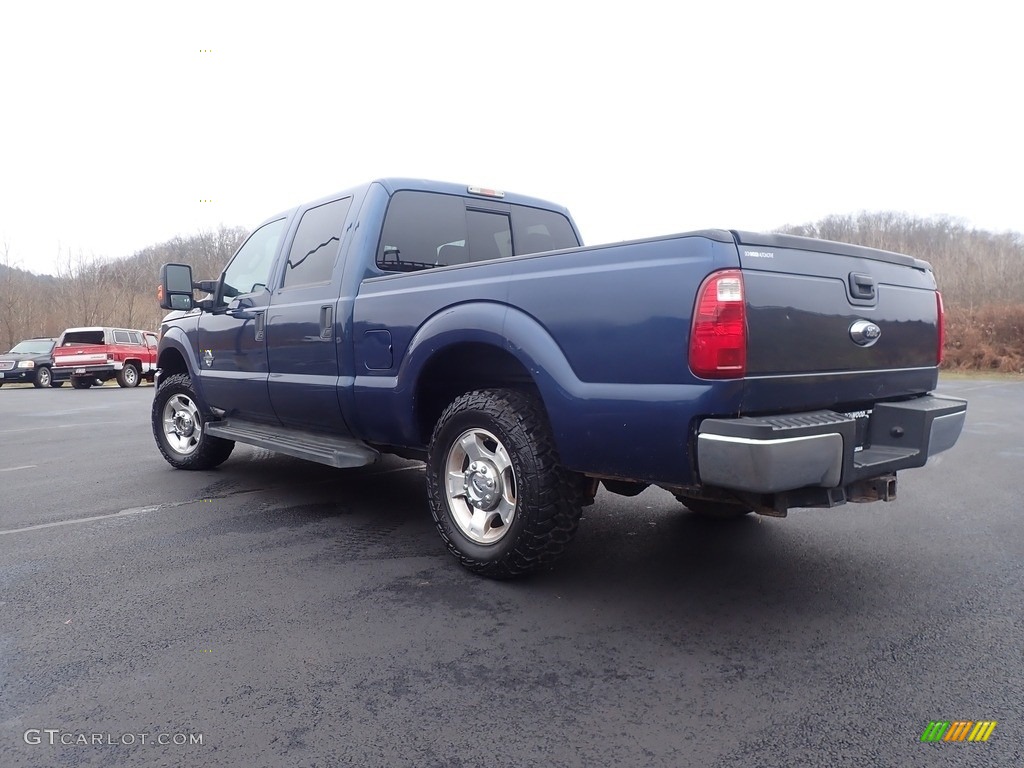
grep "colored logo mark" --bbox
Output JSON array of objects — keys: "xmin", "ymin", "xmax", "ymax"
[{"xmin": 920, "ymin": 720, "xmax": 997, "ymax": 742}]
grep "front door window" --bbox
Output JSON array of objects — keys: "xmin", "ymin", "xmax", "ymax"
[{"xmin": 221, "ymin": 219, "xmax": 287, "ymax": 304}]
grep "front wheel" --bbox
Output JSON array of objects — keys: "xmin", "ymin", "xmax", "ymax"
[
  {"xmin": 71, "ymin": 377, "xmax": 93, "ymax": 389},
  {"xmin": 426, "ymin": 389, "xmax": 582, "ymax": 579},
  {"xmin": 117, "ymin": 363, "xmax": 140, "ymax": 388},
  {"xmin": 33, "ymin": 366, "xmax": 52, "ymax": 388},
  {"xmin": 152, "ymin": 373, "xmax": 234, "ymax": 470},
  {"xmin": 674, "ymin": 493, "xmax": 753, "ymax": 519}
]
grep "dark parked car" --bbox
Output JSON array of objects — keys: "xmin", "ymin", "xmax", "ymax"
[{"xmin": 0, "ymin": 338, "xmax": 68, "ymax": 388}]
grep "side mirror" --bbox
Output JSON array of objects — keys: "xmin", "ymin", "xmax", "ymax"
[{"xmin": 158, "ymin": 263, "xmax": 195, "ymax": 311}]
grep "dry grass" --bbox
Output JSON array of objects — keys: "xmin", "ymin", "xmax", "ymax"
[{"xmin": 942, "ymin": 304, "xmax": 1024, "ymax": 373}]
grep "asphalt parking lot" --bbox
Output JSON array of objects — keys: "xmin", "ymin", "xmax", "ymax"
[{"xmin": 0, "ymin": 378, "xmax": 1021, "ymax": 767}]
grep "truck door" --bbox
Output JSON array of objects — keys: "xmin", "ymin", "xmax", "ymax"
[
  {"xmin": 266, "ymin": 196, "xmax": 354, "ymax": 434},
  {"xmin": 197, "ymin": 218, "xmax": 287, "ymax": 424}
]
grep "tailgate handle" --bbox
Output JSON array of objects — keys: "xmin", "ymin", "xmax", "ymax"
[{"xmin": 849, "ymin": 272, "xmax": 876, "ymax": 301}]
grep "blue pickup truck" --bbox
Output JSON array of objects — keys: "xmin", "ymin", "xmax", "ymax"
[{"xmin": 154, "ymin": 178, "xmax": 967, "ymax": 577}]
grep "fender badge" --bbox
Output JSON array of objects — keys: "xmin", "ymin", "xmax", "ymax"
[
  {"xmin": 202, "ymin": 349, "xmax": 214, "ymax": 367},
  {"xmin": 849, "ymin": 320, "xmax": 881, "ymax": 347}
]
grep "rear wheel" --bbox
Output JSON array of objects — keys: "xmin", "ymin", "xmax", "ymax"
[
  {"xmin": 33, "ymin": 366, "xmax": 52, "ymax": 388},
  {"xmin": 117, "ymin": 363, "xmax": 140, "ymax": 388},
  {"xmin": 71, "ymin": 377, "xmax": 93, "ymax": 389},
  {"xmin": 674, "ymin": 493, "xmax": 753, "ymax": 519},
  {"xmin": 426, "ymin": 389, "xmax": 582, "ymax": 578},
  {"xmin": 152, "ymin": 373, "xmax": 234, "ymax": 470},
  {"xmin": 50, "ymin": 379, "xmax": 64, "ymax": 388}
]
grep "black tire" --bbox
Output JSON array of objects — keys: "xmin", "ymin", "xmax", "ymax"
[
  {"xmin": 152, "ymin": 373, "xmax": 234, "ymax": 470},
  {"xmin": 117, "ymin": 363, "xmax": 141, "ymax": 388},
  {"xmin": 33, "ymin": 366, "xmax": 52, "ymax": 388},
  {"xmin": 71, "ymin": 377, "xmax": 93, "ymax": 389},
  {"xmin": 50, "ymin": 379, "xmax": 65, "ymax": 388},
  {"xmin": 674, "ymin": 493, "xmax": 753, "ymax": 519},
  {"xmin": 426, "ymin": 388, "xmax": 582, "ymax": 579}
]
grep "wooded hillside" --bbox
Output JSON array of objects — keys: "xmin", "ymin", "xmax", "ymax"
[
  {"xmin": 0, "ymin": 227, "xmax": 246, "ymax": 350},
  {"xmin": 1, "ymin": 213, "xmax": 1021, "ymax": 371}
]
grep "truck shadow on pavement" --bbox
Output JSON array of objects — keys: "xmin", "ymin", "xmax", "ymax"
[{"xmin": 176, "ymin": 451, "xmax": 880, "ymax": 622}]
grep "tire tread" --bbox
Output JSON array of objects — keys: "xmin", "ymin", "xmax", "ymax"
[
  {"xmin": 151, "ymin": 373, "xmax": 234, "ymax": 470},
  {"xmin": 427, "ymin": 389, "xmax": 582, "ymax": 578}
]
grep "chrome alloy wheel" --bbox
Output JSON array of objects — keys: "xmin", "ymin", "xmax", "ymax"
[
  {"xmin": 162, "ymin": 393, "xmax": 202, "ymax": 455},
  {"xmin": 444, "ymin": 428, "xmax": 517, "ymax": 544}
]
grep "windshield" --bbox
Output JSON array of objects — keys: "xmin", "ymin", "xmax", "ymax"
[{"xmin": 8, "ymin": 340, "xmax": 53, "ymax": 355}]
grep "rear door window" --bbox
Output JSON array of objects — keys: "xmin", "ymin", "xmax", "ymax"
[{"xmin": 281, "ymin": 197, "xmax": 352, "ymax": 288}]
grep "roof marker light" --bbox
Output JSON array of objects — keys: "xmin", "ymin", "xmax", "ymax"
[{"xmin": 467, "ymin": 186, "xmax": 505, "ymax": 199}]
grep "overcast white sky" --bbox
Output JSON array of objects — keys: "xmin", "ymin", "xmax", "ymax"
[{"xmin": 1, "ymin": 0, "xmax": 1021, "ymax": 275}]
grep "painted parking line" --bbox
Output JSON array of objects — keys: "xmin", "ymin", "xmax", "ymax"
[
  {"xmin": 0, "ymin": 420, "xmax": 129, "ymax": 435},
  {"xmin": 0, "ymin": 505, "xmax": 159, "ymax": 535},
  {"xmin": 0, "ymin": 465, "xmax": 425, "ymax": 536},
  {"xmin": 0, "ymin": 465, "xmax": 37, "ymax": 473},
  {"xmin": 372, "ymin": 465, "xmax": 424, "ymax": 476},
  {"xmin": 1, "ymin": 487, "xmax": 272, "ymax": 536}
]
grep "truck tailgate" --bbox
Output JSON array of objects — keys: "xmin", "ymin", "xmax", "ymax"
[
  {"xmin": 731, "ymin": 231, "xmax": 943, "ymax": 413},
  {"xmin": 54, "ymin": 346, "xmax": 109, "ymax": 367}
]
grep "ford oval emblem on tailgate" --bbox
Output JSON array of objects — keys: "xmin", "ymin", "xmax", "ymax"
[{"xmin": 849, "ymin": 319, "xmax": 882, "ymax": 346}]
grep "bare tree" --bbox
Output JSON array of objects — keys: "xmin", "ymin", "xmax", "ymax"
[
  {"xmin": 778, "ymin": 212, "xmax": 1024, "ymax": 310},
  {"xmin": 0, "ymin": 242, "xmax": 21, "ymax": 350},
  {"xmin": 55, "ymin": 249, "xmax": 108, "ymax": 328}
]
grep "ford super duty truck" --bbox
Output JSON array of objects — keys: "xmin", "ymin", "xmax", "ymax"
[{"xmin": 153, "ymin": 178, "xmax": 967, "ymax": 578}]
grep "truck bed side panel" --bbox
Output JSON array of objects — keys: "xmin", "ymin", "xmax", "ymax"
[
  {"xmin": 353, "ymin": 233, "xmax": 745, "ymax": 484},
  {"xmin": 505, "ymin": 235, "xmax": 737, "ymax": 385}
]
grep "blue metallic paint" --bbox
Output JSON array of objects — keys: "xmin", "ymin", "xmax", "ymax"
[
  {"xmin": 197, "ymin": 292, "xmax": 276, "ymax": 424},
  {"xmin": 159, "ymin": 178, "xmax": 948, "ymax": 488},
  {"xmin": 157, "ymin": 320, "xmax": 208, "ymax": 403}
]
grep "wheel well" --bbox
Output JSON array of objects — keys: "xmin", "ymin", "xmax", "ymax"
[
  {"xmin": 415, "ymin": 343, "xmax": 540, "ymax": 444},
  {"xmin": 158, "ymin": 348, "xmax": 189, "ymax": 379}
]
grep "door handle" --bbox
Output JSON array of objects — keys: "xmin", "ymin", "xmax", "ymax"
[
  {"xmin": 255, "ymin": 311, "xmax": 265, "ymax": 342},
  {"xmin": 320, "ymin": 306, "xmax": 333, "ymax": 340}
]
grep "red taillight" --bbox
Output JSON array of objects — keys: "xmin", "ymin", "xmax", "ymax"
[
  {"xmin": 936, "ymin": 291, "xmax": 945, "ymax": 365},
  {"xmin": 689, "ymin": 269, "xmax": 747, "ymax": 379}
]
